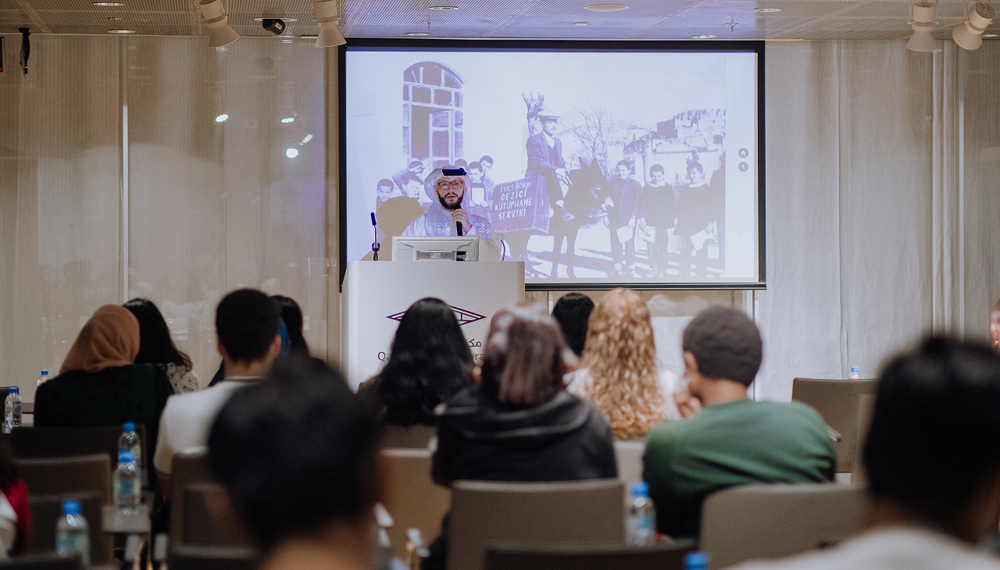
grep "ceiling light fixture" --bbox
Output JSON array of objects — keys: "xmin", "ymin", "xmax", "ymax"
[
  {"xmin": 575, "ymin": 21, "xmax": 589, "ymax": 26},
  {"xmin": 94, "ymin": 1, "xmax": 125, "ymax": 6},
  {"xmin": 197, "ymin": 0, "xmax": 239, "ymax": 48},
  {"xmin": 405, "ymin": 31, "xmax": 430, "ymax": 36},
  {"xmin": 584, "ymin": 4, "xmax": 629, "ymax": 12},
  {"xmin": 753, "ymin": 7, "xmax": 782, "ymax": 13},
  {"xmin": 906, "ymin": 2, "xmax": 938, "ymax": 52},
  {"xmin": 313, "ymin": 0, "xmax": 346, "ymax": 47},
  {"xmin": 429, "ymin": 5, "xmax": 459, "ymax": 10},
  {"xmin": 953, "ymin": 2, "xmax": 995, "ymax": 50},
  {"xmin": 108, "ymin": 28, "xmax": 135, "ymax": 34},
  {"xmin": 692, "ymin": 34, "xmax": 717, "ymax": 39},
  {"xmin": 215, "ymin": 114, "xmax": 230, "ymax": 123},
  {"xmin": 984, "ymin": 32, "xmax": 999, "ymax": 37}
]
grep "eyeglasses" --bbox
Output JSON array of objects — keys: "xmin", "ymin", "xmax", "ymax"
[{"xmin": 435, "ymin": 180, "xmax": 465, "ymax": 190}]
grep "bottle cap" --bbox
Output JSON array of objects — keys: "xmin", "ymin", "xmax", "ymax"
[
  {"xmin": 118, "ymin": 451, "xmax": 135, "ymax": 464},
  {"xmin": 630, "ymin": 481, "xmax": 649, "ymax": 498},
  {"xmin": 123, "ymin": 422, "xmax": 135, "ymax": 433},
  {"xmin": 8, "ymin": 387, "xmax": 18, "ymax": 395},
  {"xmin": 62, "ymin": 499, "xmax": 82, "ymax": 516},
  {"xmin": 684, "ymin": 551, "xmax": 709, "ymax": 569},
  {"xmin": 41, "ymin": 370, "xmax": 49, "ymax": 376}
]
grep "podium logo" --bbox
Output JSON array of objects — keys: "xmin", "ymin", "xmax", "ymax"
[{"xmin": 387, "ymin": 304, "xmax": 486, "ymax": 327}]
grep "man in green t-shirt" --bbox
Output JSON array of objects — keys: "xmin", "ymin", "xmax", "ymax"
[{"xmin": 643, "ymin": 306, "xmax": 836, "ymax": 538}]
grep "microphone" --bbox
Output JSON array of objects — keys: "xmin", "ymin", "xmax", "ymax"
[
  {"xmin": 370, "ymin": 212, "xmax": 380, "ymax": 261},
  {"xmin": 456, "ymin": 221, "xmax": 463, "ymax": 236}
]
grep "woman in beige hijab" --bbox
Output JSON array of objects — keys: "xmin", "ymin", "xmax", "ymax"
[{"xmin": 34, "ymin": 305, "xmax": 174, "ymax": 468}]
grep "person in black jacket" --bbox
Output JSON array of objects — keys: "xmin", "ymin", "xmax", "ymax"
[{"xmin": 423, "ymin": 304, "xmax": 617, "ymax": 569}]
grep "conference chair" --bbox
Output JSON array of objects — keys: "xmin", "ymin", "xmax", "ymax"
[
  {"xmin": 851, "ymin": 394, "xmax": 876, "ymax": 484},
  {"xmin": 791, "ymin": 377, "xmax": 878, "ymax": 473},
  {"xmin": 381, "ymin": 424, "xmax": 436, "ymax": 449},
  {"xmin": 7, "ymin": 425, "xmax": 148, "ymax": 477},
  {"xmin": 381, "ymin": 448, "xmax": 451, "ymax": 560},
  {"xmin": 447, "ymin": 479, "xmax": 625, "ymax": 570},
  {"xmin": 28, "ymin": 493, "xmax": 113, "ymax": 565},
  {"xmin": 167, "ymin": 545, "xmax": 258, "ymax": 570},
  {"xmin": 614, "ymin": 440, "xmax": 645, "ymax": 484},
  {"xmin": 0, "ymin": 553, "xmax": 81, "ymax": 570},
  {"xmin": 168, "ymin": 452, "xmax": 252, "ymax": 553},
  {"xmin": 700, "ymin": 483, "xmax": 867, "ymax": 569},
  {"xmin": 485, "ymin": 541, "xmax": 698, "ymax": 570},
  {"xmin": 18, "ymin": 454, "xmax": 111, "ymax": 504}
]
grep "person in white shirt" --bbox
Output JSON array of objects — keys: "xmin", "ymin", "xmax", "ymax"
[
  {"xmin": 402, "ymin": 168, "xmax": 492, "ymax": 238},
  {"xmin": 732, "ymin": 337, "xmax": 1000, "ymax": 570},
  {"xmin": 153, "ymin": 288, "xmax": 281, "ymax": 496}
]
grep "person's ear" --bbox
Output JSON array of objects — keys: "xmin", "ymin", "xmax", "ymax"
[
  {"xmin": 216, "ymin": 335, "xmax": 227, "ymax": 359},
  {"xmin": 683, "ymin": 351, "xmax": 699, "ymax": 376},
  {"xmin": 472, "ymin": 365, "xmax": 482, "ymax": 383},
  {"xmin": 268, "ymin": 335, "xmax": 282, "ymax": 359}
]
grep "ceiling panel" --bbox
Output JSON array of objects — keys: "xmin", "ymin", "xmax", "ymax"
[{"xmin": 0, "ymin": 0, "xmax": 994, "ymax": 41}]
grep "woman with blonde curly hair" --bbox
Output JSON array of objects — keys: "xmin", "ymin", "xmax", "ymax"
[{"xmin": 568, "ymin": 288, "xmax": 679, "ymax": 439}]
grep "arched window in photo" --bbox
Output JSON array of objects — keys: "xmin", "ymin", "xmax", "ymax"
[{"xmin": 402, "ymin": 62, "xmax": 464, "ymax": 169}]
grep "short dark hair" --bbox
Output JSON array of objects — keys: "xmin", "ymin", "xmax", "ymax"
[
  {"xmin": 377, "ymin": 178, "xmax": 394, "ymax": 189},
  {"xmin": 688, "ymin": 162, "xmax": 704, "ymax": 175},
  {"xmin": 479, "ymin": 155, "xmax": 493, "ymax": 165},
  {"xmin": 271, "ymin": 295, "xmax": 309, "ymax": 356},
  {"xmin": 864, "ymin": 337, "xmax": 1000, "ymax": 518},
  {"xmin": 649, "ymin": 164, "xmax": 665, "ymax": 175},
  {"xmin": 551, "ymin": 293, "xmax": 595, "ymax": 357},
  {"xmin": 123, "ymin": 298, "xmax": 192, "ymax": 369},
  {"xmin": 408, "ymin": 160, "xmax": 423, "ymax": 169},
  {"xmin": 616, "ymin": 159, "xmax": 631, "ymax": 170},
  {"xmin": 682, "ymin": 306, "xmax": 762, "ymax": 386},
  {"xmin": 207, "ymin": 357, "xmax": 379, "ymax": 552},
  {"xmin": 481, "ymin": 305, "xmax": 567, "ymax": 407},
  {"xmin": 215, "ymin": 289, "xmax": 280, "ymax": 363},
  {"xmin": 468, "ymin": 161, "xmax": 483, "ymax": 172},
  {"xmin": 378, "ymin": 298, "xmax": 473, "ymax": 426}
]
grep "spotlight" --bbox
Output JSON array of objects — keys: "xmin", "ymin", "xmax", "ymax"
[
  {"xmin": 953, "ymin": 2, "xmax": 995, "ymax": 50},
  {"xmin": 286, "ymin": 148, "xmax": 300, "ymax": 158},
  {"xmin": 197, "ymin": 0, "xmax": 239, "ymax": 48},
  {"xmin": 313, "ymin": 0, "xmax": 346, "ymax": 48},
  {"xmin": 262, "ymin": 18, "xmax": 286, "ymax": 35},
  {"xmin": 906, "ymin": 2, "xmax": 937, "ymax": 52}
]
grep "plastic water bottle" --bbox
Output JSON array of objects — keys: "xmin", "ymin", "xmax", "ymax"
[
  {"xmin": 56, "ymin": 499, "xmax": 90, "ymax": 568},
  {"xmin": 37, "ymin": 370, "xmax": 50, "ymax": 386},
  {"xmin": 627, "ymin": 482, "xmax": 656, "ymax": 546},
  {"xmin": 113, "ymin": 451, "xmax": 140, "ymax": 513},
  {"xmin": 4, "ymin": 387, "xmax": 22, "ymax": 432},
  {"xmin": 684, "ymin": 551, "xmax": 709, "ymax": 570},
  {"xmin": 848, "ymin": 366, "xmax": 861, "ymax": 380},
  {"xmin": 119, "ymin": 422, "xmax": 141, "ymax": 471}
]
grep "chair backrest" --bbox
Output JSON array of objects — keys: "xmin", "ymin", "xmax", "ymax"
[
  {"xmin": 851, "ymin": 394, "xmax": 877, "ymax": 484},
  {"xmin": 381, "ymin": 425, "xmax": 436, "ymax": 449},
  {"xmin": 485, "ymin": 541, "xmax": 697, "ymax": 570},
  {"xmin": 7, "ymin": 425, "xmax": 148, "ymax": 475},
  {"xmin": 448, "ymin": 479, "xmax": 625, "ymax": 570},
  {"xmin": 169, "ymin": 452, "xmax": 247, "ymax": 553},
  {"xmin": 380, "ymin": 448, "xmax": 451, "ymax": 560},
  {"xmin": 182, "ymin": 484, "xmax": 250, "ymax": 548},
  {"xmin": 791, "ymin": 378, "xmax": 878, "ymax": 472},
  {"xmin": 0, "ymin": 552, "xmax": 82, "ymax": 570},
  {"xmin": 700, "ymin": 483, "xmax": 867, "ymax": 569},
  {"xmin": 27, "ymin": 493, "xmax": 113, "ymax": 565},
  {"xmin": 613, "ymin": 440, "xmax": 645, "ymax": 484},
  {"xmin": 167, "ymin": 545, "xmax": 258, "ymax": 570},
  {"xmin": 18, "ymin": 454, "xmax": 111, "ymax": 504}
]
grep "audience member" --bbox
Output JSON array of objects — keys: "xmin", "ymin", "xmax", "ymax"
[
  {"xmin": 207, "ymin": 357, "xmax": 381, "ymax": 570},
  {"xmin": 153, "ymin": 289, "xmax": 280, "ymax": 492},
  {"xmin": 124, "ymin": 298, "xmax": 200, "ymax": 393},
  {"xmin": 425, "ymin": 305, "xmax": 617, "ymax": 569},
  {"xmin": 272, "ymin": 295, "xmax": 310, "ymax": 356},
  {"xmin": 643, "ymin": 305, "xmax": 835, "ymax": 538},
  {"xmin": 991, "ymin": 297, "xmax": 1000, "ymax": 353},
  {"xmin": 359, "ymin": 298, "xmax": 473, "ymax": 427},
  {"xmin": 551, "ymin": 293, "xmax": 595, "ymax": 357},
  {"xmin": 733, "ymin": 337, "xmax": 1000, "ymax": 570},
  {"xmin": 0, "ymin": 442, "xmax": 30, "ymax": 559},
  {"xmin": 34, "ymin": 305, "xmax": 174, "ymax": 469},
  {"xmin": 568, "ymin": 289, "xmax": 678, "ymax": 439}
]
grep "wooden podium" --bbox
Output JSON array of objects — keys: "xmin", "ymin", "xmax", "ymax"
[{"xmin": 341, "ymin": 261, "xmax": 524, "ymax": 389}]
